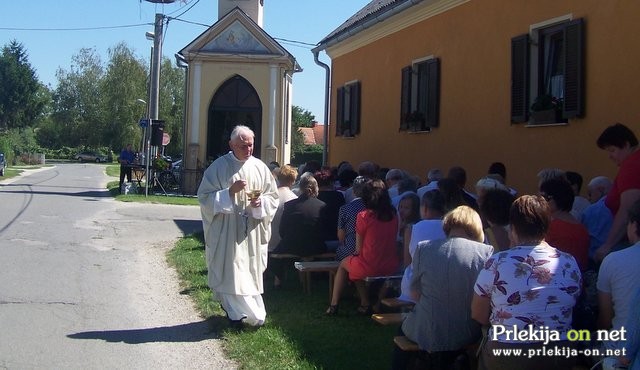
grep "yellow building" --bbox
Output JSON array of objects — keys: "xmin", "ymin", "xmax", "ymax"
[
  {"xmin": 179, "ymin": 0, "xmax": 300, "ymax": 193},
  {"xmin": 314, "ymin": 0, "xmax": 640, "ymax": 195}
]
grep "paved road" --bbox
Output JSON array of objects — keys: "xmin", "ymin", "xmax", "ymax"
[{"xmin": 0, "ymin": 164, "xmax": 235, "ymax": 369}]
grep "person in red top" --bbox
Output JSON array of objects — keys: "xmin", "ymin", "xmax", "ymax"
[
  {"xmin": 595, "ymin": 123, "xmax": 640, "ymax": 261},
  {"xmin": 326, "ymin": 179, "xmax": 399, "ymax": 315},
  {"xmin": 540, "ymin": 179, "xmax": 590, "ymax": 271}
]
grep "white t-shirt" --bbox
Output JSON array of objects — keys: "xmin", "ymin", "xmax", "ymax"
[
  {"xmin": 398, "ymin": 219, "xmax": 446, "ymax": 302},
  {"xmin": 597, "ymin": 243, "xmax": 640, "ymax": 331}
]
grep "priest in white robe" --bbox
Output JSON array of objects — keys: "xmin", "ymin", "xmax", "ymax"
[{"xmin": 197, "ymin": 125, "xmax": 279, "ymax": 326}]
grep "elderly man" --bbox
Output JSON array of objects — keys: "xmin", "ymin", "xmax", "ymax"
[
  {"xmin": 197, "ymin": 125, "xmax": 279, "ymax": 326},
  {"xmin": 581, "ymin": 176, "xmax": 614, "ymax": 263},
  {"xmin": 385, "ymin": 168, "xmax": 405, "ymax": 198}
]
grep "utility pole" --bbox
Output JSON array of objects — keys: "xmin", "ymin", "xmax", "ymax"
[
  {"xmin": 142, "ymin": 0, "xmax": 175, "ymax": 195},
  {"xmin": 144, "ymin": 13, "xmax": 164, "ymax": 197},
  {"xmin": 150, "ymin": 13, "xmax": 162, "ymax": 121}
]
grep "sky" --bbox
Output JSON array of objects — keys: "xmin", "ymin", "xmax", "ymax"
[{"xmin": 0, "ymin": 0, "xmax": 370, "ymax": 122}]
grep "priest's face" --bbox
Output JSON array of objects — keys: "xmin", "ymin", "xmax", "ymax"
[{"xmin": 230, "ymin": 134, "xmax": 254, "ymax": 161}]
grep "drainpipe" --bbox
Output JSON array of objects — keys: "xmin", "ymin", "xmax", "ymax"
[
  {"xmin": 175, "ymin": 53, "xmax": 188, "ymax": 167},
  {"xmin": 312, "ymin": 49, "xmax": 331, "ymax": 166}
]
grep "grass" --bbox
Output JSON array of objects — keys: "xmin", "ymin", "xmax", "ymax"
[
  {"xmin": 105, "ymin": 164, "xmax": 198, "ymax": 205},
  {"xmin": 1, "ymin": 167, "xmax": 23, "ymax": 180},
  {"xmin": 103, "ymin": 163, "xmax": 397, "ymax": 368},
  {"xmin": 167, "ymin": 232, "xmax": 398, "ymax": 370}
]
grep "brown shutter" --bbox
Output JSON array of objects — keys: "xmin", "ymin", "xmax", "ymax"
[
  {"xmin": 425, "ymin": 58, "xmax": 440, "ymax": 127},
  {"xmin": 400, "ymin": 66, "xmax": 412, "ymax": 130},
  {"xmin": 563, "ymin": 18, "xmax": 584, "ymax": 118},
  {"xmin": 350, "ymin": 82, "xmax": 361, "ymax": 135},
  {"xmin": 336, "ymin": 86, "xmax": 344, "ymax": 136},
  {"xmin": 511, "ymin": 34, "xmax": 530, "ymax": 123}
]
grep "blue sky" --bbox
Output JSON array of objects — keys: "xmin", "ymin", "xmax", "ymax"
[{"xmin": 0, "ymin": 0, "xmax": 369, "ymax": 122}]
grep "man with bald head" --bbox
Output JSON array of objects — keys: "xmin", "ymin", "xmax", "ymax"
[
  {"xmin": 581, "ymin": 176, "xmax": 614, "ymax": 264},
  {"xmin": 198, "ymin": 125, "xmax": 279, "ymax": 327}
]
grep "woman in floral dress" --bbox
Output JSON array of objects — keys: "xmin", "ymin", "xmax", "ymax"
[{"xmin": 471, "ymin": 195, "xmax": 582, "ymax": 370}]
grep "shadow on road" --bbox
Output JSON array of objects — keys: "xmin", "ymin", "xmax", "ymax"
[
  {"xmin": 174, "ymin": 219, "xmax": 203, "ymax": 235},
  {"xmin": 67, "ymin": 318, "xmax": 227, "ymax": 343},
  {"xmin": 0, "ymin": 186, "xmax": 112, "ymax": 198}
]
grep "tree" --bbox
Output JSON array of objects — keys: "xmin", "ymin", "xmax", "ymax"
[
  {"xmin": 100, "ymin": 42, "xmax": 148, "ymax": 152},
  {"xmin": 291, "ymin": 105, "xmax": 316, "ymax": 156},
  {"xmin": 0, "ymin": 40, "xmax": 46, "ymax": 131},
  {"xmin": 50, "ymin": 48, "xmax": 104, "ymax": 148},
  {"xmin": 158, "ymin": 57, "xmax": 185, "ymax": 158}
]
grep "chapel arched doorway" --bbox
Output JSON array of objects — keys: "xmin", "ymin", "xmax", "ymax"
[{"xmin": 207, "ymin": 75, "xmax": 262, "ymax": 160}]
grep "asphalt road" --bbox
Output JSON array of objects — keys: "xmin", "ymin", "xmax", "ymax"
[{"xmin": 0, "ymin": 164, "xmax": 235, "ymax": 369}]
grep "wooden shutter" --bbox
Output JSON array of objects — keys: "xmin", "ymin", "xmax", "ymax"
[
  {"xmin": 425, "ymin": 58, "xmax": 440, "ymax": 127},
  {"xmin": 511, "ymin": 34, "xmax": 530, "ymax": 123},
  {"xmin": 336, "ymin": 86, "xmax": 344, "ymax": 136},
  {"xmin": 563, "ymin": 18, "xmax": 584, "ymax": 118},
  {"xmin": 400, "ymin": 66, "xmax": 412, "ymax": 130},
  {"xmin": 349, "ymin": 82, "xmax": 361, "ymax": 135}
]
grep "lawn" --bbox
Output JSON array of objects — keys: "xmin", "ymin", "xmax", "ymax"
[
  {"xmin": 105, "ymin": 164, "xmax": 398, "ymax": 369},
  {"xmin": 105, "ymin": 164, "xmax": 198, "ymax": 205},
  {"xmin": 167, "ymin": 233, "xmax": 398, "ymax": 370}
]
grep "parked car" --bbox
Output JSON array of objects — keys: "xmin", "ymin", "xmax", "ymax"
[
  {"xmin": 75, "ymin": 151, "xmax": 109, "ymax": 163},
  {"xmin": 0, "ymin": 153, "xmax": 6, "ymax": 176}
]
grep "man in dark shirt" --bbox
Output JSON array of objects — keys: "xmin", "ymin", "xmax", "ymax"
[{"xmin": 119, "ymin": 144, "xmax": 135, "ymax": 193}]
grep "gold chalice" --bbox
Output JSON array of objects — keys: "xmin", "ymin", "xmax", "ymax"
[{"xmin": 246, "ymin": 189, "xmax": 262, "ymax": 202}]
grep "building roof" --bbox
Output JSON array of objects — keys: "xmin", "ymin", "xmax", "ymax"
[
  {"xmin": 299, "ymin": 124, "xmax": 326, "ymax": 145},
  {"xmin": 316, "ymin": 0, "xmax": 416, "ymax": 49}
]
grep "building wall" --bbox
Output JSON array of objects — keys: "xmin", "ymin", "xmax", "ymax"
[
  {"xmin": 184, "ymin": 60, "xmax": 288, "ymax": 166},
  {"xmin": 326, "ymin": 0, "xmax": 640, "ymax": 195}
]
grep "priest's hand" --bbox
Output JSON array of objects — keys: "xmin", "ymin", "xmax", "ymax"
[
  {"xmin": 249, "ymin": 196, "xmax": 261, "ymax": 208},
  {"xmin": 229, "ymin": 179, "xmax": 247, "ymax": 195}
]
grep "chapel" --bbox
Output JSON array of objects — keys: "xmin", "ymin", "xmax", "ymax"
[{"xmin": 178, "ymin": 0, "xmax": 300, "ymax": 194}]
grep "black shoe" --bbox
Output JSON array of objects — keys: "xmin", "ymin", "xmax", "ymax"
[
  {"xmin": 325, "ymin": 305, "xmax": 339, "ymax": 316},
  {"xmin": 356, "ymin": 305, "xmax": 372, "ymax": 316}
]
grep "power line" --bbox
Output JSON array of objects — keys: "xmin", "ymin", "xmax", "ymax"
[
  {"xmin": 168, "ymin": 18, "xmax": 317, "ymax": 48},
  {"xmin": 171, "ymin": 0, "xmax": 201, "ymax": 19},
  {"xmin": 273, "ymin": 38, "xmax": 317, "ymax": 48},
  {"xmin": 0, "ymin": 23, "xmax": 151, "ymax": 32},
  {"xmin": 1, "ymin": 18, "xmax": 318, "ymax": 50}
]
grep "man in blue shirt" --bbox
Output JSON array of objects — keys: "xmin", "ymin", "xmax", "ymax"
[{"xmin": 119, "ymin": 144, "xmax": 135, "ymax": 193}]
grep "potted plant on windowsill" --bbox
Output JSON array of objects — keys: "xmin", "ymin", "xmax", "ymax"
[
  {"xmin": 404, "ymin": 111, "xmax": 426, "ymax": 132},
  {"xmin": 530, "ymin": 94, "xmax": 563, "ymax": 124}
]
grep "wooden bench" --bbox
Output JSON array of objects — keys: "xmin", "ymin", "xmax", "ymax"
[
  {"xmin": 271, "ymin": 252, "xmax": 335, "ymax": 293},
  {"xmin": 394, "ymin": 336, "xmax": 478, "ymax": 369},
  {"xmin": 270, "ymin": 252, "xmax": 336, "ymax": 261},
  {"xmin": 363, "ymin": 274, "xmax": 403, "ymax": 283},
  {"xmin": 372, "ymin": 313, "xmax": 405, "ymax": 325},
  {"xmin": 381, "ymin": 297, "xmax": 415, "ymax": 310},
  {"xmin": 293, "ymin": 260, "xmax": 340, "ymax": 298},
  {"xmin": 394, "ymin": 336, "xmax": 420, "ymax": 351}
]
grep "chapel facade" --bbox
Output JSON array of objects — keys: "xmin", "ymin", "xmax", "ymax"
[{"xmin": 179, "ymin": 0, "xmax": 300, "ymax": 194}]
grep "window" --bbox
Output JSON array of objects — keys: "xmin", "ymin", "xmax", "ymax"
[
  {"xmin": 400, "ymin": 57, "xmax": 440, "ymax": 132},
  {"xmin": 336, "ymin": 81, "xmax": 361, "ymax": 137},
  {"xmin": 511, "ymin": 18, "xmax": 584, "ymax": 124}
]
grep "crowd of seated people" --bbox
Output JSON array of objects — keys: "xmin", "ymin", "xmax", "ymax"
[{"xmin": 264, "ymin": 122, "xmax": 640, "ymax": 370}]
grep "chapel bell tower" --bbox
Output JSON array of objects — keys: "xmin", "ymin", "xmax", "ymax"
[{"xmin": 218, "ymin": 0, "xmax": 264, "ymax": 27}]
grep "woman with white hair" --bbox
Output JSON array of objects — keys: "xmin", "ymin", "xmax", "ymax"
[{"xmin": 270, "ymin": 175, "xmax": 327, "ymax": 287}]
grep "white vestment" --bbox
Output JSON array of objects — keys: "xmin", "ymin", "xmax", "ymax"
[{"xmin": 198, "ymin": 152, "xmax": 279, "ymax": 325}]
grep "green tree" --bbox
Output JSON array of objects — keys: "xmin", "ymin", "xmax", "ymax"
[
  {"xmin": 100, "ymin": 42, "xmax": 148, "ymax": 153},
  {"xmin": 50, "ymin": 48, "xmax": 105, "ymax": 148},
  {"xmin": 0, "ymin": 40, "xmax": 46, "ymax": 131},
  {"xmin": 291, "ymin": 105, "xmax": 316, "ymax": 156},
  {"xmin": 158, "ymin": 57, "xmax": 185, "ymax": 158}
]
